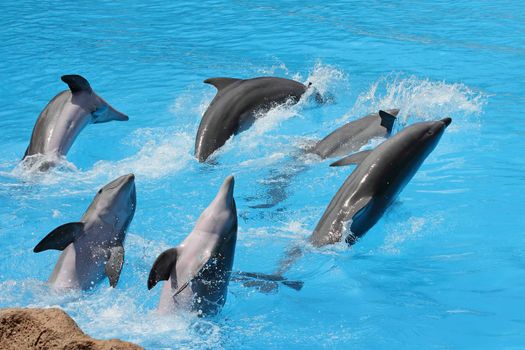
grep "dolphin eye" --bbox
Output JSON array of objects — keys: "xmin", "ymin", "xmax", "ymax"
[
  {"xmin": 98, "ymin": 189, "xmax": 103, "ymax": 194},
  {"xmin": 427, "ymin": 130, "xmax": 434, "ymax": 136}
]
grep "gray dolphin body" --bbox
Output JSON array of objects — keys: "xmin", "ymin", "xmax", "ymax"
[
  {"xmin": 195, "ymin": 77, "xmax": 309, "ymax": 162},
  {"xmin": 148, "ymin": 176, "xmax": 237, "ymax": 316},
  {"xmin": 310, "ymin": 118, "xmax": 452, "ymax": 247},
  {"xmin": 23, "ymin": 75, "xmax": 128, "ymax": 169},
  {"xmin": 310, "ymin": 109, "xmax": 399, "ymax": 159},
  {"xmin": 33, "ymin": 174, "xmax": 136, "ymax": 290}
]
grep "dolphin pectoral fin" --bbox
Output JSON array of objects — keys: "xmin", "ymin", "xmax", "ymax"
[
  {"xmin": 330, "ymin": 150, "xmax": 372, "ymax": 167},
  {"xmin": 61, "ymin": 75, "xmax": 92, "ymax": 93},
  {"xmin": 105, "ymin": 245, "xmax": 124, "ymax": 288},
  {"xmin": 231, "ymin": 271, "xmax": 304, "ymax": 293},
  {"xmin": 204, "ymin": 77, "xmax": 241, "ymax": 91},
  {"xmin": 33, "ymin": 222, "xmax": 84, "ymax": 253},
  {"xmin": 147, "ymin": 247, "xmax": 179, "ymax": 290},
  {"xmin": 379, "ymin": 110, "xmax": 397, "ymax": 132}
]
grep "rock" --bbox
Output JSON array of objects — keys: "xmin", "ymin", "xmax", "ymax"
[{"xmin": 0, "ymin": 308, "xmax": 143, "ymax": 350}]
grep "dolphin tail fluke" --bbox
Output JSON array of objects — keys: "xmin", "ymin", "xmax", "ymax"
[
  {"xmin": 281, "ymin": 280, "xmax": 305, "ymax": 291},
  {"xmin": 378, "ymin": 110, "xmax": 397, "ymax": 132},
  {"xmin": 33, "ymin": 222, "xmax": 84, "ymax": 253},
  {"xmin": 232, "ymin": 271, "xmax": 304, "ymax": 293}
]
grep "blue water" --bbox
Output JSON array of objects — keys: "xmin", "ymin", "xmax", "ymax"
[{"xmin": 1, "ymin": 1, "xmax": 524, "ymax": 348}]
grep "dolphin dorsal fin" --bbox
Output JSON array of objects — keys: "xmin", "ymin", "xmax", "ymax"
[
  {"xmin": 204, "ymin": 77, "xmax": 241, "ymax": 91},
  {"xmin": 378, "ymin": 110, "xmax": 397, "ymax": 132},
  {"xmin": 61, "ymin": 75, "xmax": 92, "ymax": 93},
  {"xmin": 330, "ymin": 150, "xmax": 372, "ymax": 167},
  {"xmin": 33, "ymin": 222, "xmax": 84, "ymax": 253},
  {"xmin": 147, "ymin": 247, "xmax": 179, "ymax": 290}
]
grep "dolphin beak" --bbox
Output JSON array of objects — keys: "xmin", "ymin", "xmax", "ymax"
[
  {"xmin": 441, "ymin": 117, "xmax": 452, "ymax": 128},
  {"xmin": 218, "ymin": 175, "xmax": 235, "ymax": 205},
  {"xmin": 125, "ymin": 173, "xmax": 135, "ymax": 184},
  {"xmin": 223, "ymin": 175, "xmax": 235, "ymax": 199}
]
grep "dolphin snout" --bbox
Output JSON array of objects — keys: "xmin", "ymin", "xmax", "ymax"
[
  {"xmin": 219, "ymin": 175, "xmax": 235, "ymax": 204},
  {"xmin": 223, "ymin": 175, "xmax": 234, "ymax": 196},
  {"xmin": 441, "ymin": 117, "xmax": 452, "ymax": 127}
]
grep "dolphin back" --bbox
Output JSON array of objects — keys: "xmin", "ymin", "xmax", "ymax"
[{"xmin": 195, "ymin": 76, "xmax": 307, "ymax": 162}]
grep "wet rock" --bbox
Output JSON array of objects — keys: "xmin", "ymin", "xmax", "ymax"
[{"xmin": 0, "ymin": 307, "xmax": 143, "ymax": 350}]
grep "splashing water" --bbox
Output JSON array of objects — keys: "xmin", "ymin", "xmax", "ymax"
[{"xmin": 340, "ymin": 74, "xmax": 487, "ymax": 129}]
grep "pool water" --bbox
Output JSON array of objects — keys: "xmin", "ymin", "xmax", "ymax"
[{"xmin": 1, "ymin": 1, "xmax": 524, "ymax": 349}]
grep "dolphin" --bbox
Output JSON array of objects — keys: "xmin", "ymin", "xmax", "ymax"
[
  {"xmin": 148, "ymin": 175, "xmax": 238, "ymax": 316},
  {"xmin": 195, "ymin": 77, "xmax": 311, "ymax": 162},
  {"xmin": 33, "ymin": 174, "xmax": 136, "ymax": 290},
  {"xmin": 311, "ymin": 118, "xmax": 452, "ymax": 247},
  {"xmin": 23, "ymin": 75, "xmax": 128, "ymax": 170},
  {"xmin": 309, "ymin": 109, "xmax": 399, "ymax": 159}
]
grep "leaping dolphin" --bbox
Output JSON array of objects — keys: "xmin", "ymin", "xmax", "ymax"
[
  {"xmin": 309, "ymin": 109, "xmax": 399, "ymax": 159},
  {"xmin": 148, "ymin": 175, "xmax": 238, "ymax": 316},
  {"xmin": 311, "ymin": 117, "xmax": 452, "ymax": 247},
  {"xmin": 33, "ymin": 174, "xmax": 136, "ymax": 290},
  {"xmin": 273, "ymin": 118, "xmax": 452, "ymax": 278},
  {"xmin": 23, "ymin": 75, "xmax": 128, "ymax": 170},
  {"xmin": 195, "ymin": 77, "xmax": 312, "ymax": 162}
]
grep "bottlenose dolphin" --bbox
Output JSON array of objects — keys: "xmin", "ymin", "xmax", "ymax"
[
  {"xmin": 23, "ymin": 75, "xmax": 128, "ymax": 170},
  {"xmin": 309, "ymin": 109, "xmax": 399, "ymax": 159},
  {"xmin": 272, "ymin": 118, "xmax": 452, "ymax": 278},
  {"xmin": 195, "ymin": 77, "xmax": 311, "ymax": 162},
  {"xmin": 33, "ymin": 174, "xmax": 136, "ymax": 290},
  {"xmin": 311, "ymin": 118, "xmax": 452, "ymax": 247},
  {"xmin": 148, "ymin": 176, "xmax": 238, "ymax": 316}
]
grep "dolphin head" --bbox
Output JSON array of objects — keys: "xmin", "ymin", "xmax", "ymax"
[
  {"xmin": 400, "ymin": 117, "xmax": 452, "ymax": 157},
  {"xmin": 87, "ymin": 174, "xmax": 137, "ymax": 228},
  {"xmin": 194, "ymin": 175, "xmax": 237, "ymax": 243}
]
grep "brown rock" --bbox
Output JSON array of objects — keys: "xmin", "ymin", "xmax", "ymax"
[{"xmin": 0, "ymin": 308, "xmax": 143, "ymax": 350}]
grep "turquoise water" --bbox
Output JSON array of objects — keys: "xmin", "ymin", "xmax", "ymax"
[{"xmin": 1, "ymin": 1, "xmax": 524, "ymax": 348}]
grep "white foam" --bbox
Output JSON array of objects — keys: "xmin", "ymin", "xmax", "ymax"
[
  {"xmin": 301, "ymin": 61, "xmax": 348, "ymax": 98},
  {"xmin": 91, "ymin": 131, "xmax": 193, "ymax": 180},
  {"xmin": 341, "ymin": 74, "xmax": 487, "ymax": 129},
  {"xmin": 2, "ymin": 130, "xmax": 194, "ymax": 188}
]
